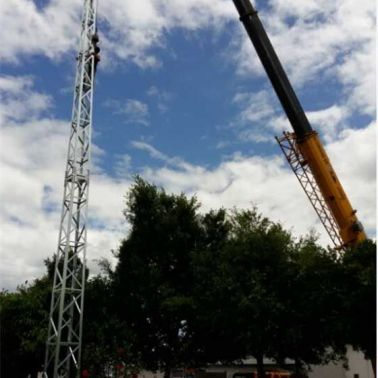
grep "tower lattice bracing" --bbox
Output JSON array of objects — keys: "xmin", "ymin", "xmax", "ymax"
[{"xmin": 44, "ymin": 0, "xmax": 99, "ymax": 376}]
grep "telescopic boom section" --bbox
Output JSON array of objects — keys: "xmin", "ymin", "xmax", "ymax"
[{"xmin": 232, "ymin": 0, "xmax": 366, "ymax": 248}]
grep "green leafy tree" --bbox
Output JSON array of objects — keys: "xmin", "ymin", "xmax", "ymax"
[
  {"xmin": 113, "ymin": 178, "xmax": 202, "ymax": 377},
  {"xmin": 82, "ymin": 272, "xmax": 135, "ymax": 376},
  {"xmin": 342, "ymin": 239, "xmax": 376, "ymax": 375},
  {"xmin": 0, "ymin": 254, "xmax": 92, "ymax": 378},
  {"xmin": 191, "ymin": 210, "xmax": 355, "ymax": 377},
  {"xmin": 4, "ymin": 178, "xmax": 373, "ymax": 378},
  {"xmin": 272, "ymin": 235, "xmax": 348, "ymax": 375},
  {"xmin": 0, "ymin": 275, "xmax": 50, "ymax": 377},
  {"xmin": 208, "ymin": 209, "xmax": 294, "ymax": 378},
  {"xmin": 113, "ymin": 181, "xmax": 365, "ymax": 378},
  {"xmin": 184, "ymin": 209, "xmax": 234, "ymax": 365}
]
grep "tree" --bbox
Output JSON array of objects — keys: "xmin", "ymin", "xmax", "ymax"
[
  {"xmin": 0, "ymin": 254, "xmax": 94, "ymax": 378},
  {"xmin": 113, "ymin": 177, "xmax": 202, "ymax": 377},
  {"xmin": 184, "ymin": 208, "xmax": 234, "ymax": 365},
  {"xmin": 113, "ymin": 180, "xmax": 364, "ymax": 378},
  {"xmin": 4, "ymin": 178, "xmax": 373, "ymax": 378},
  {"xmin": 272, "ymin": 235, "xmax": 348, "ymax": 375},
  {"xmin": 202, "ymin": 209, "xmax": 294, "ymax": 378},
  {"xmin": 81, "ymin": 272, "xmax": 135, "ymax": 377},
  {"xmin": 0, "ymin": 275, "xmax": 50, "ymax": 377},
  {"xmin": 342, "ymin": 239, "xmax": 376, "ymax": 375},
  {"xmin": 191, "ymin": 210, "xmax": 356, "ymax": 377}
]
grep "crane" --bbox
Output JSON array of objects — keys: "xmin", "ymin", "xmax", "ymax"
[
  {"xmin": 44, "ymin": 0, "xmax": 100, "ymax": 377},
  {"xmin": 232, "ymin": 0, "xmax": 366, "ymax": 249}
]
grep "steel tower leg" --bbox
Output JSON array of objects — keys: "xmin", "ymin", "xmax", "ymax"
[{"xmin": 44, "ymin": 1, "xmax": 99, "ymax": 377}]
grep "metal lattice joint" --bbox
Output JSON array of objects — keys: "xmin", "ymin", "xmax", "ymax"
[
  {"xmin": 276, "ymin": 132, "xmax": 343, "ymax": 249},
  {"xmin": 45, "ymin": 0, "xmax": 99, "ymax": 376}
]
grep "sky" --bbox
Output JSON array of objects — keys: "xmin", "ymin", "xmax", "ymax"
[{"xmin": 0, "ymin": 0, "xmax": 376, "ymax": 290}]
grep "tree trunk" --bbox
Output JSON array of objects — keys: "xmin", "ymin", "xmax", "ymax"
[
  {"xmin": 164, "ymin": 366, "xmax": 171, "ymax": 378},
  {"xmin": 256, "ymin": 354, "xmax": 265, "ymax": 378}
]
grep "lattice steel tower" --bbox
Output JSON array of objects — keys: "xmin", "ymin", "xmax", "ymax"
[{"xmin": 44, "ymin": 0, "xmax": 100, "ymax": 376}]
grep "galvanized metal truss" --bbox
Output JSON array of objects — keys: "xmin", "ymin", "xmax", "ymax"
[
  {"xmin": 276, "ymin": 132, "xmax": 343, "ymax": 249},
  {"xmin": 44, "ymin": 1, "xmax": 98, "ymax": 377}
]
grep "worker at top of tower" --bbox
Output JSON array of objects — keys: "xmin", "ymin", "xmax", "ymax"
[
  {"xmin": 91, "ymin": 32, "xmax": 100, "ymax": 72},
  {"xmin": 91, "ymin": 33, "xmax": 99, "ymax": 44}
]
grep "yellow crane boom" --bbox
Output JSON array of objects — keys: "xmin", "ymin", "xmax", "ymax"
[{"xmin": 232, "ymin": 0, "xmax": 366, "ymax": 248}]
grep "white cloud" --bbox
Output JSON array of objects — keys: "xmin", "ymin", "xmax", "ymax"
[
  {"xmin": 0, "ymin": 78, "xmax": 374, "ymax": 289},
  {"xmin": 114, "ymin": 154, "xmax": 133, "ymax": 178},
  {"xmin": 104, "ymin": 98, "xmax": 150, "ymax": 126},
  {"xmin": 134, "ymin": 128, "xmax": 376, "ymax": 244},
  {"xmin": 131, "ymin": 140, "xmax": 193, "ymax": 171},
  {"xmin": 231, "ymin": 0, "xmax": 375, "ymax": 114},
  {"xmin": 327, "ymin": 122, "xmax": 376, "ymax": 235},
  {"xmin": 147, "ymin": 85, "xmax": 173, "ymax": 113},
  {"xmin": 0, "ymin": 75, "xmax": 53, "ymax": 124},
  {"xmin": 98, "ymin": 0, "xmax": 235, "ymax": 67},
  {"xmin": 0, "ymin": 112, "xmax": 69, "ymax": 289},
  {"xmin": 231, "ymin": 90, "xmax": 278, "ymax": 142},
  {"xmin": 132, "ymin": 140, "xmax": 168, "ymax": 161},
  {"xmin": 0, "ymin": 0, "xmax": 81, "ymax": 62},
  {"xmin": 306, "ymin": 105, "xmax": 348, "ymax": 143},
  {"xmin": 0, "ymin": 76, "xmax": 130, "ymax": 290},
  {"xmin": 233, "ymin": 90, "xmax": 276, "ymax": 123},
  {"xmin": 230, "ymin": 92, "xmax": 349, "ymax": 144},
  {"xmin": 337, "ymin": 39, "xmax": 376, "ymax": 116},
  {"xmin": 138, "ymin": 150, "xmax": 325, "ymax": 241},
  {"xmin": 0, "ymin": 0, "xmax": 234, "ymax": 68},
  {"xmin": 1, "ymin": 0, "xmax": 374, "ymax": 120}
]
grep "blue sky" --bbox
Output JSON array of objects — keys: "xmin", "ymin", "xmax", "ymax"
[{"xmin": 0, "ymin": 0, "xmax": 376, "ymax": 289}]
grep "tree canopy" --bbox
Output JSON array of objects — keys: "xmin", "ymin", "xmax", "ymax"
[{"xmin": 1, "ymin": 178, "xmax": 376, "ymax": 378}]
